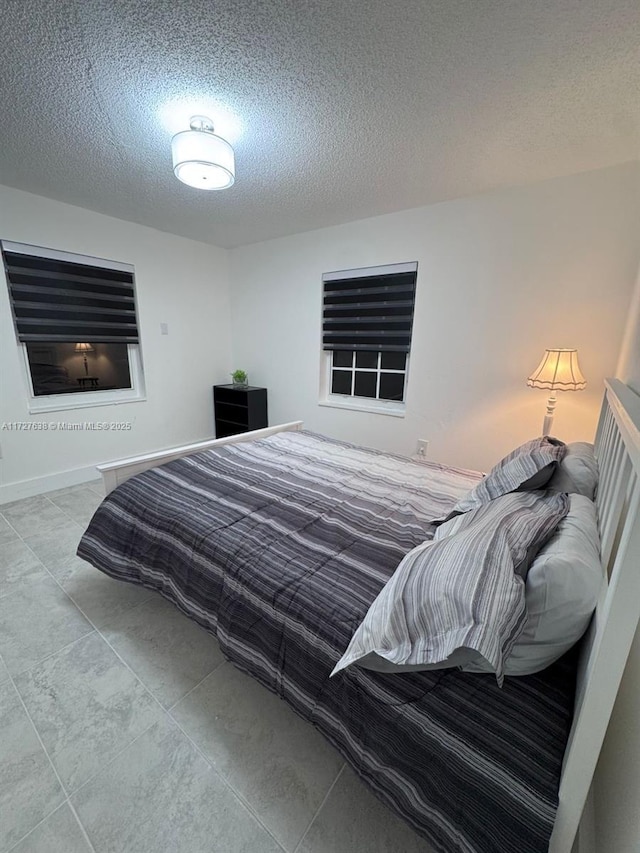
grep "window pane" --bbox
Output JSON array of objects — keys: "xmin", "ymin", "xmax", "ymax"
[
  {"xmin": 26, "ymin": 342, "xmax": 132, "ymax": 397},
  {"xmin": 355, "ymin": 351, "xmax": 378, "ymax": 369},
  {"xmin": 380, "ymin": 351, "xmax": 406, "ymax": 371},
  {"xmin": 332, "ymin": 350, "xmax": 353, "ymax": 368},
  {"xmin": 379, "ymin": 372, "xmax": 405, "ymax": 401},
  {"xmin": 354, "ymin": 371, "xmax": 377, "ymax": 398},
  {"xmin": 331, "ymin": 370, "xmax": 352, "ymax": 395}
]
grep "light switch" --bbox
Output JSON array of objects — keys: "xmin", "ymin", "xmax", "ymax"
[{"xmin": 160, "ymin": 323, "xmax": 169, "ymax": 335}]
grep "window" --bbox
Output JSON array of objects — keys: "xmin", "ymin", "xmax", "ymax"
[
  {"xmin": 330, "ymin": 350, "xmax": 408, "ymax": 401},
  {"xmin": 320, "ymin": 262, "xmax": 417, "ymax": 415},
  {"xmin": 25, "ymin": 343, "xmax": 132, "ymax": 396},
  {"xmin": 1, "ymin": 241, "xmax": 145, "ymax": 412}
]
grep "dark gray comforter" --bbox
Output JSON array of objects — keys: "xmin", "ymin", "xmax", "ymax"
[{"xmin": 78, "ymin": 430, "xmax": 576, "ymax": 853}]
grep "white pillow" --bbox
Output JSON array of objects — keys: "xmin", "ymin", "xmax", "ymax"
[
  {"xmin": 546, "ymin": 442, "xmax": 599, "ymax": 500},
  {"xmin": 463, "ymin": 494, "xmax": 603, "ymax": 676}
]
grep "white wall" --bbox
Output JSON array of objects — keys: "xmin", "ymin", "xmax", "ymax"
[
  {"xmin": 592, "ymin": 267, "xmax": 640, "ymax": 853},
  {"xmin": 0, "ymin": 185, "xmax": 232, "ymax": 500},
  {"xmin": 230, "ymin": 162, "xmax": 640, "ymax": 472},
  {"xmin": 615, "ymin": 267, "xmax": 640, "ymax": 390}
]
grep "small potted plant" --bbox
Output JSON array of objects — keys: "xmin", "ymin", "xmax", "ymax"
[{"xmin": 231, "ymin": 369, "xmax": 248, "ymax": 388}]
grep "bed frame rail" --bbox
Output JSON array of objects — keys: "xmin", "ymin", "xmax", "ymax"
[
  {"xmin": 97, "ymin": 421, "xmax": 304, "ymax": 494},
  {"xmin": 549, "ymin": 379, "xmax": 640, "ymax": 853}
]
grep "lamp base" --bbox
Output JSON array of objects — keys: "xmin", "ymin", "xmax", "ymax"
[{"xmin": 542, "ymin": 392, "xmax": 557, "ymax": 436}]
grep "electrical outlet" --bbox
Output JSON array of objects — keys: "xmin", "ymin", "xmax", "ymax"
[{"xmin": 416, "ymin": 439, "xmax": 429, "ymax": 457}]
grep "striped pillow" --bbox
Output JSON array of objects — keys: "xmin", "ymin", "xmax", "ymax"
[
  {"xmin": 332, "ymin": 491, "xmax": 569, "ymax": 685},
  {"xmin": 434, "ymin": 436, "xmax": 566, "ymax": 523},
  {"xmin": 461, "ymin": 494, "xmax": 603, "ymax": 676}
]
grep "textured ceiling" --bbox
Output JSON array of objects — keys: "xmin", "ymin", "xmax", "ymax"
[{"xmin": 0, "ymin": 0, "xmax": 638, "ymax": 248}]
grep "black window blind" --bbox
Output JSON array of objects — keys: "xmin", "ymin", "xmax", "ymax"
[
  {"xmin": 322, "ymin": 263, "xmax": 417, "ymax": 352},
  {"xmin": 2, "ymin": 244, "xmax": 139, "ymax": 344}
]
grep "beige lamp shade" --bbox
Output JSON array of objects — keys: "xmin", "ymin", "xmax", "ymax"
[{"xmin": 527, "ymin": 348, "xmax": 586, "ymax": 392}]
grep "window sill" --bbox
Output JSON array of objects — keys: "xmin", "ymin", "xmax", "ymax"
[
  {"xmin": 318, "ymin": 398, "xmax": 406, "ymax": 418},
  {"xmin": 27, "ymin": 390, "xmax": 147, "ymax": 414}
]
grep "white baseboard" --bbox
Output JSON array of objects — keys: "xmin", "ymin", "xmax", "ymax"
[
  {"xmin": 0, "ymin": 464, "xmax": 101, "ymax": 504},
  {"xmin": 0, "ymin": 435, "xmax": 215, "ymax": 504}
]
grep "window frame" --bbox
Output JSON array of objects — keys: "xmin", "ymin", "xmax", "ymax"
[
  {"xmin": 319, "ymin": 350, "xmax": 410, "ymax": 418},
  {"xmin": 22, "ymin": 342, "xmax": 146, "ymax": 414}
]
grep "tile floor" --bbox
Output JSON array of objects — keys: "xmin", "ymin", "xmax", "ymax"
[{"xmin": 0, "ymin": 482, "xmax": 434, "ymax": 853}]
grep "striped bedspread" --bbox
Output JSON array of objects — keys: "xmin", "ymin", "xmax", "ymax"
[{"xmin": 78, "ymin": 430, "xmax": 577, "ymax": 853}]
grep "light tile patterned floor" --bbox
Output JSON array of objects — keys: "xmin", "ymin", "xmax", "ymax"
[{"xmin": 0, "ymin": 483, "xmax": 434, "ymax": 853}]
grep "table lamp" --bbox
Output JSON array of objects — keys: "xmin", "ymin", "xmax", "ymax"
[
  {"xmin": 527, "ymin": 348, "xmax": 586, "ymax": 435},
  {"xmin": 75, "ymin": 342, "xmax": 95, "ymax": 376}
]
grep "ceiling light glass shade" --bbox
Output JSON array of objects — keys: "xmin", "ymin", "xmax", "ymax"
[
  {"xmin": 527, "ymin": 348, "xmax": 586, "ymax": 391},
  {"xmin": 171, "ymin": 117, "xmax": 235, "ymax": 190}
]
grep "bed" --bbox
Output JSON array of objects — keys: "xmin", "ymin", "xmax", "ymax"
[
  {"xmin": 30, "ymin": 361, "xmax": 80, "ymax": 396},
  {"xmin": 77, "ymin": 379, "xmax": 640, "ymax": 853}
]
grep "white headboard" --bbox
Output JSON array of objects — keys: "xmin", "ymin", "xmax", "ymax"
[{"xmin": 550, "ymin": 378, "xmax": 640, "ymax": 852}]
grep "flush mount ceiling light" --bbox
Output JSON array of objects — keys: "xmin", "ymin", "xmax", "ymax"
[{"xmin": 171, "ymin": 115, "xmax": 235, "ymax": 190}]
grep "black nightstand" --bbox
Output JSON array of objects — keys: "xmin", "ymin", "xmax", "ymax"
[{"xmin": 213, "ymin": 385, "xmax": 268, "ymax": 438}]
